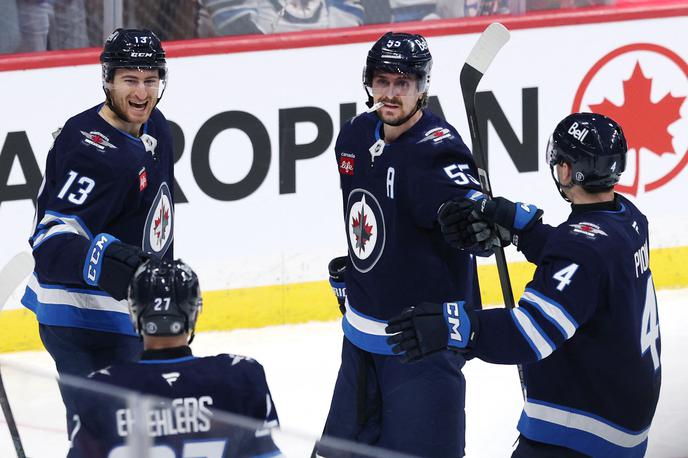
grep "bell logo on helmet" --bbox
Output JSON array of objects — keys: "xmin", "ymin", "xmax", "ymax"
[{"xmin": 567, "ymin": 122, "xmax": 590, "ymax": 143}]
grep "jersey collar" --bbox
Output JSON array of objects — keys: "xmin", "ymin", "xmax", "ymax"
[
  {"xmin": 571, "ymin": 195, "xmax": 621, "ymax": 215},
  {"xmin": 141, "ymin": 345, "xmax": 192, "ymax": 361}
]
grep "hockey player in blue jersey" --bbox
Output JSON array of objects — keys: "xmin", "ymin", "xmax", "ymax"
[
  {"xmin": 68, "ymin": 259, "xmax": 281, "ymax": 458},
  {"xmin": 387, "ymin": 113, "xmax": 662, "ymax": 457},
  {"xmin": 21, "ymin": 28, "xmax": 175, "ymax": 435},
  {"xmin": 315, "ymin": 32, "xmax": 486, "ymax": 457}
]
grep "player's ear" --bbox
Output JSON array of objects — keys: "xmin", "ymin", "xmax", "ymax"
[{"xmin": 557, "ymin": 162, "xmax": 572, "ymax": 186}]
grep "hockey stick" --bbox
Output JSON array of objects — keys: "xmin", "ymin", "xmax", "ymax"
[
  {"xmin": 460, "ymin": 23, "xmax": 514, "ymax": 309},
  {"xmin": 0, "ymin": 252, "xmax": 34, "ymax": 458},
  {"xmin": 460, "ymin": 24, "xmax": 527, "ymax": 396}
]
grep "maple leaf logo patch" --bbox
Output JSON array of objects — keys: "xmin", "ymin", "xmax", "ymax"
[{"xmin": 573, "ymin": 43, "xmax": 688, "ymax": 196}]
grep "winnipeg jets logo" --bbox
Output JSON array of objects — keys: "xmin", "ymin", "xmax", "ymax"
[
  {"xmin": 419, "ymin": 127, "xmax": 452, "ymax": 144},
  {"xmin": 80, "ymin": 131, "xmax": 116, "ymax": 150},
  {"xmin": 162, "ymin": 372, "xmax": 180, "ymax": 386},
  {"xmin": 569, "ymin": 222, "xmax": 608, "ymax": 238},
  {"xmin": 347, "ymin": 189, "xmax": 386, "ymax": 273},
  {"xmin": 143, "ymin": 182, "xmax": 174, "ymax": 255}
]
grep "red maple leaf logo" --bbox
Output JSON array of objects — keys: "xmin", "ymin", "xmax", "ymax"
[
  {"xmin": 352, "ymin": 211, "xmax": 373, "ymax": 252},
  {"xmin": 589, "ymin": 62, "xmax": 684, "ymax": 157}
]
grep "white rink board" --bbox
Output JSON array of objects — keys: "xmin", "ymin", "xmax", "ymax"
[{"xmin": 0, "ymin": 15, "xmax": 686, "ymax": 296}]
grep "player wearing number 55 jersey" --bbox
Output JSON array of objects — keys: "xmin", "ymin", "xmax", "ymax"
[
  {"xmin": 389, "ymin": 113, "xmax": 661, "ymax": 457},
  {"xmin": 21, "ymin": 28, "xmax": 174, "ymax": 436},
  {"xmin": 316, "ymin": 32, "xmax": 485, "ymax": 457}
]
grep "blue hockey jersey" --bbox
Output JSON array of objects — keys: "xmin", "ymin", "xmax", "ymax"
[
  {"xmin": 469, "ymin": 195, "xmax": 661, "ymax": 457},
  {"xmin": 68, "ymin": 347, "xmax": 280, "ymax": 458},
  {"xmin": 21, "ymin": 104, "xmax": 174, "ymax": 336},
  {"xmin": 336, "ymin": 109, "xmax": 482, "ymax": 355}
]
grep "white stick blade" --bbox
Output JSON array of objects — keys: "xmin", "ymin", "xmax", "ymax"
[
  {"xmin": 465, "ymin": 22, "xmax": 511, "ymax": 74},
  {"xmin": 0, "ymin": 252, "xmax": 34, "ymax": 310}
]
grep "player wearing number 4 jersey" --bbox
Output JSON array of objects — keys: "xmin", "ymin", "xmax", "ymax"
[
  {"xmin": 21, "ymin": 28, "xmax": 175, "ymax": 436},
  {"xmin": 388, "ymin": 113, "xmax": 661, "ymax": 457},
  {"xmin": 68, "ymin": 259, "xmax": 280, "ymax": 458}
]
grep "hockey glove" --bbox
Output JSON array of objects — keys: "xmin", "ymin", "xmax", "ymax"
[
  {"xmin": 438, "ymin": 191, "xmax": 507, "ymax": 253},
  {"xmin": 385, "ymin": 301, "xmax": 477, "ymax": 364},
  {"xmin": 83, "ymin": 233, "xmax": 149, "ymax": 301},
  {"xmin": 328, "ymin": 256, "xmax": 348, "ymax": 315}
]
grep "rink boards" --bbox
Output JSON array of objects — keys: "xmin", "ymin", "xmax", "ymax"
[{"xmin": 0, "ymin": 5, "xmax": 686, "ymax": 352}]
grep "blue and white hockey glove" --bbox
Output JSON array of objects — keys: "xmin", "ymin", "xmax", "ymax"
[
  {"xmin": 386, "ymin": 301, "xmax": 478, "ymax": 364},
  {"xmin": 328, "ymin": 256, "xmax": 347, "ymax": 315},
  {"xmin": 83, "ymin": 233, "xmax": 149, "ymax": 301},
  {"xmin": 439, "ymin": 194, "xmax": 542, "ymax": 251}
]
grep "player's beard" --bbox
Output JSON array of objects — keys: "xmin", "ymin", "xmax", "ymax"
[
  {"xmin": 376, "ymin": 96, "xmax": 420, "ymax": 127},
  {"xmin": 108, "ymin": 93, "xmax": 154, "ymax": 125}
]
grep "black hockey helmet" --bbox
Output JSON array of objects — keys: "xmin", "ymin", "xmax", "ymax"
[
  {"xmin": 100, "ymin": 28, "xmax": 168, "ymax": 103},
  {"xmin": 547, "ymin": 112, "xmax": 627, "ymax": 199},
  {"xmin": 128, "ymin": 259, "xmax": 202, "ymax": 340},
  {"xmin": 363, "ymin": 32, "xmax": 432, "ymax": 109},
  {"xmin": 100, "ymin": 28, "xmax": 166, "ymax": 81}
]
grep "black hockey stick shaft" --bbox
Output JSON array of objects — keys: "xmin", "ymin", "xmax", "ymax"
[
  {"xmin": 0, "ymin": 373, "xmax": 26, "ymax": 458},
  {"xmin": 0, "ymin": 252, "xmax": 33, "ymax": 458},
  {"xmin": 460, "ymin": 24, "xmax": 526, "ymax": 398},
  {"xmin": 459, "ymin": 24, "xmax": 515, "ymax": 309}
]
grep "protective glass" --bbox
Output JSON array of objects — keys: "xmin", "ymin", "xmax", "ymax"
[
  {"xmin": 369, "ymin": 73, "xmax": 420, "ymax": 97},
  {"xmin": 105, "ymin": 67, "xmax": 168, "ymax": 100},
  {"xmin": 545, "ymin": 134, "xmax": 558, "ymax": 166}
]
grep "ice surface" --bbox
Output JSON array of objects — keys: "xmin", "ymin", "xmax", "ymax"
[{"xmin": 0, "ymin": 289, "xmax": 685, "ymax": 457}]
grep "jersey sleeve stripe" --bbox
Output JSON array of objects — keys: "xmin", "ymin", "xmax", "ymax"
[
  {"xmin": 520, "ymin": 398, "xmax": 650, "ymax": 450},
  {"xmin": 521, "ymin": 289, "xmax": 578, "ymax": 339},
  {"xmin": 32, "ymin": 223, "xmax": 85, "ymax": 249},
  {"xmin": 40, "ymin": 211, "xmax": 93, "ymax": 239},
  {"xmin": 511, "ymin": 308, "xmax": 555, "ymax": 360}
]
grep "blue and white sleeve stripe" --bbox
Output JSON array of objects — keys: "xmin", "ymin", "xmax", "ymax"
[
  {"xmin": 32, "ymin": 211, "xmax": 93, "ymax": 248},
  {"xmin": 521, "ymin": 288, "xmax": 579, "ymax": 340},
  {"xmin": 511, "ymin": 307, "xmax": 555, "ymax": 360}
]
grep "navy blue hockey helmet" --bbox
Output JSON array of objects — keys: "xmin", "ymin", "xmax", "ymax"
[
  {"xmin": 547, "ymin": 112, "xmax": 627, "ymax": 198},
  {"xmin": 128, "ymin": 259, "xmax": 202, "ymax": 339},
  {"xmin": 100, "ymin": 28, "xmax": 167, "ymax": 81},
  {"xmin": 100, "ymin": 28, "xmax": 168, "ymax": 103},
  {"xmin": 363, "ymin": 32, "xmax": 432, "ymax": 108}
]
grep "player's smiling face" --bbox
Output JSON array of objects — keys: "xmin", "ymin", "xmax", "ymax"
[
  {"xmin": 108, "ymin": 68, "xmax": 159, "ymax": 124},
  {"xmin": 371, "ymin": 71, "xmax": 422, "ymax": 125}
]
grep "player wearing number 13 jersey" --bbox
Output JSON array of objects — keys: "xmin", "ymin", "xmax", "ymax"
[
  {"xmin": 316, "ymin": 32, "xmax": 485, "ymax": 457},
  {"xmin": 20, "ymin": 28, "xmax": 174, "ymax": 437}
]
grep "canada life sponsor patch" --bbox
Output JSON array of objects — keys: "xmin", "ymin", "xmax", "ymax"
[
  {"xmin": 346, "ymin": 189, "xmax": 385, "ymax": 273},
  {"xmin": 143, "ymin": 182, "xmax": 174, "ymax": 256},
  {"xmin": 339, "ymin": 152, "xmax": 355, "ymax": 175},
  {"xmin": 569, "ymin": 222, "xmax": 608, "ymax": 239}
]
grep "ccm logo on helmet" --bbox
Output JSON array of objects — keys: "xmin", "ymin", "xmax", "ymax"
[
  {"xmin": 568, "ymin": 122, "xmax": 589, "ymax": 143},
  {"xmin": 130, "ymin": 52, "xmax": 153, "ymax": 58}
]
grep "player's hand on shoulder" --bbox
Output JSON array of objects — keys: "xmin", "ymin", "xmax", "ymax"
[
  {"xmin": 385, "ymin": 301, "xmax": 477, "ymax": 363},
  {"xmin": 328, "ymin": 256, "xmax": 348, "ymax": 315}
]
